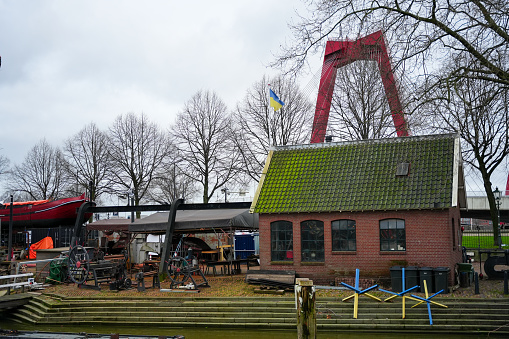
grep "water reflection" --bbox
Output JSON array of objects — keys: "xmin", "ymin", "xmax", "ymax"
[{"xmin": 0, "ymin": 321, "xmax": 482, "ymax": 339}]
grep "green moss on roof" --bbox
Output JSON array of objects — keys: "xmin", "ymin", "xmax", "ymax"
[{"xmin": 251, "ymin": 134, "xmax": 457, "ymax": 214}]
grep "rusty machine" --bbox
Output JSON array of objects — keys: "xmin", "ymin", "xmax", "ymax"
[
  {"xmin": 165, "ymin": 255, "xmax": 209, "ymax": 289},
  {"xmin": 67, "ymin": 245, "xmax": 131, "ymax": 290},
  {"xmin": 67, "ymin": 201, "xmax": 131, "ymax": 290},
  {"xmin": 68, "ymin": 198, "xmax": 250, "ymax": 291}
]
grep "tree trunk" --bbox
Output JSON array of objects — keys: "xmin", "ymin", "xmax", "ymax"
[{"xmin": 482, "ymin": 174, "xmax": 501, "ymax": 246}]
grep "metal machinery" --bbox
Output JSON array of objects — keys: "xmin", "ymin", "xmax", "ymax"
[
  {"xmin": 67, "ymin": 245, "xmax": 131, "ymax": 290},
  {"xmin": 67, "ymin": 199, "xmax": 251, "ymax": 290},
  {"xmin": 310, "ymin": 30, "xmax": 409, "ymax": 143},
  {"xmin": 66, "ymin": 202, "xmax": 132, "ymax": 289},
  {"xmin": 482, "ymin": 249, "xmax": 509, "ymax": 279},
  {"xmin": 165, "ymin": 255, "xmax": 209, "ymax": 289}
]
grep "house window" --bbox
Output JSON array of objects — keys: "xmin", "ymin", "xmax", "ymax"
[
  {"xmin": 380, "ymin": 219, "xmax": 406, "ymax": 251},
  {"xmin": 332, "ymin": 219, "xmax": 356, "ymax": 251},
  {"xmin": 271, "ymin": 221, "xmax": 293, "ymax": 261},
  {"xmin": 301, "ymin": 220, "xmax": 324, "ymax": 262}
]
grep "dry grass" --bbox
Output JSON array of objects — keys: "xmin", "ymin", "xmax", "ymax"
[{"xmin": 40, "ymin": 273, "xmax": 509, "ymax": 300}]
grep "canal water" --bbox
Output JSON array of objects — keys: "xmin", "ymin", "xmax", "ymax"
[{"xmin": 0, "ymin": 321, "xmax": 486, "ymax": 339}]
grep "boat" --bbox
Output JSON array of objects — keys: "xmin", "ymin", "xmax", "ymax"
[{"xmin": 0, "ymin": 193, "xmax": 92, "ymax": 228}]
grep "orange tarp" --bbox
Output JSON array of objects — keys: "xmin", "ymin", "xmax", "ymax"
[
  {"xmin": 4, "ymin": 199, "xmax": 50, "ymax": 206},
  {"xmin": 29, "ymin": 236, "xmax": 54, "ymax": 259}
]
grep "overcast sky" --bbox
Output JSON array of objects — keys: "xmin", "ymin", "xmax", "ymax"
[
  {"xmin": 0, "ymin": 0, "xmax": 505, "ymax": 196},
  {"xmin": 0, "ymin": 0, "xmax": 318, "ymax": 167}
]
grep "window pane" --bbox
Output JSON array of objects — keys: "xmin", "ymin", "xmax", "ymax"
[
  {"xmin": 380, "ymin": 219, "xmax": 405, "ymax": 251},
  {"xmin": 397, "ymin": 219, "xmax": 405, "ymax": 229},
  {"xmin": 271, "ymin": 221, "xmax": 293, "ymax": 261},
  {"xmin": 389, "ymin": 219, "xmax": 397, "ymax": 229},
  {"xmin": 332, "ymin": 219, "xmax": 356, "ymax": 251},
  {"xmin": 301, "ymin": 220, "xmax": 324, "ymax": 261}
]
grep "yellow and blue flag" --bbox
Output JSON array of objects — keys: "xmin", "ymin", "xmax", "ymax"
[{"xmin": 269, "ymin": 89, "xmax": 284, "ymax": 111}]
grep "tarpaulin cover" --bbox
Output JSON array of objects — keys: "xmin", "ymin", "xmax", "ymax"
[
  {"xmin": 87, "ymin": 218, "xmax": 132, "ymax": 232},
  {"xmin": 29, "ymin": 236, "xmax": 54, "ymax": 259},
  {"xmin": 128, "ymin": 209, "xmax": 259, "ymax": 234}
]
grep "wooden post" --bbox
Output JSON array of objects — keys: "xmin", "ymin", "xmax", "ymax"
[{"xmin": 296, "ymin": 279, "xmax": 316, "ymax": 339}]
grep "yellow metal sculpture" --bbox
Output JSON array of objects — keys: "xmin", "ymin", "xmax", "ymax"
[{"xmin": 341, "ymin": 269, "xmax": 382, "ymax": 319}]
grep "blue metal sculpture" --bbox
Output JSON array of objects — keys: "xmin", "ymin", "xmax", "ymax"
[
  {"xmin": 409, "ymin": 280, "xmax": 448, "ymax": 325},
  {"xmin": 341, "ymin": 268, "xmax": 381, "ymax": 318},
  {"xmin": 379, "ymin": 267, "xmax": 419, "ymax": 319}
]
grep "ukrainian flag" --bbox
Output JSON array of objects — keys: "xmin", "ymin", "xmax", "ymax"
[{"xmin": 269, "ymin": 89, "xmax": 285, "ymax": 111}]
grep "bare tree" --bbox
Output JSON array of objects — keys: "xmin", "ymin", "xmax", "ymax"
[
  {"xmin": 425, "ymin": 56, "xmax": 509, "ymax": 245},
  {"xmin": 8, "ymin": 139, "xmax": 68, "ymax": 200},
  {"xmin": 234, "ymin": 74, "xmax": 313, "ymax": 181},
  {"xmin": 147, "ymin": 160, "xmax": 199, "ymax": 204},
  {"xmin": 108, "ymin": 113, "xmax": 171, "ymax": 214},
  {"xmin": 62, "ymin": 123, "xmax": 112, "ymax": 203},
  {"xmin": 274, "ymin": 1, "xmax": 509, "ymax": 88},
  {"xmin": 171, "ymin": 90, "xmax": 240, "ymax": 203},
  {"xmin": 274, "ymin": 0, "xmax": 509, "ymax": 242},
  {"xmin": 328, "ymin": 60, "xmax": 397, "ymax": 140},
  {"xmin": 0, "ymin": 151, "xmax": 8, "ymax": 177}
]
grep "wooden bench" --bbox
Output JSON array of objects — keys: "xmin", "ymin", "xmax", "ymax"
[{"xmin": 205, "ymin": 260, "xmax": 241, "ymax": 276}]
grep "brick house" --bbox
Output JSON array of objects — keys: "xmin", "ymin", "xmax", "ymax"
[{"xmin": 250, "ymin": 134, "xmax": 466, "ymax": 284}]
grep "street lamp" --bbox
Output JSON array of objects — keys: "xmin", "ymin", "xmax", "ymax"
[
  {"xmin": 494, "ymin": 187, "xmax": 502, "ymax": 248},
  {"xmin": 221, "ymin": 187, "xmax": 229, "ymax": 203}
]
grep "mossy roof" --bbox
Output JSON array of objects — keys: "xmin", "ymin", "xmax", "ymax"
[{"xmin": 251, "ymin": 134, "xmax": 461, "ymax": 214}]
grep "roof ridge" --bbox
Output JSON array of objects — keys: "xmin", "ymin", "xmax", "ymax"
[{"xmin": 270, "ymin": 133, "xmax": 458, "ymax": 151}]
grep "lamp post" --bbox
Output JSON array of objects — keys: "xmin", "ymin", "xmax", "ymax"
[
  {"xmin": 494, "ymin": 187, "xmax": 502, "ymax": 248},
  {"xmin": 7, "ymin": 195, "xmax": 13, "ymax": 261},
  {"xmin": 128, "ymin": 188, "xmax": 135, "ymax": 222},
  {"xmin": 221, "ymin": 187, "xmax": 229, "ymax": 203}
]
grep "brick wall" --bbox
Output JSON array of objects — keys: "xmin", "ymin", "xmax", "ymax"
[{"xmin": 259, "ymin": 208, "xmax": 462, "ymax": 284}]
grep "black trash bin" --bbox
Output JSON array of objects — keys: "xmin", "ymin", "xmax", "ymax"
[
  {"xmin": 390, "ymin": 266, "xmax": 403, "ymax": 292},
  {"xmin": 404, "ymin": 266, "xmax": 419, "ymax": 291},
  {"xmin": 433, "ymin": 267, "xmax": 450, "ymax": 293},
  {"xmin": 458, "ymin": 263, "xmax": 473, "ymax": 285},
  {"xmin": 459, "ymin": 272, "xmax": 470, "ymax": 287},
  {"xmin": 419, "ymin": 267, "xmax": 434, "ymax": 293}
]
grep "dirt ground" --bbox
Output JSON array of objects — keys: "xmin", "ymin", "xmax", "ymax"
[{"xmin": 38, "ymin": 264, "xmax": 509, "ymax": 300}]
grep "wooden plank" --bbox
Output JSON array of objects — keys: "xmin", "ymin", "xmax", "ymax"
[
  {"xmin": 246, "ymin": 274, "xmax": 295, "ymax": 282},
  {"xmin": 245, "ymin": 269, "xmax": 296, "ymax": 289},
  {"xmin": 250, "ymin": 270, "xmax": 296, "ymax": 275}
]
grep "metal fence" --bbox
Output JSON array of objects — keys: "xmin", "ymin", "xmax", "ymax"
[{"xmin": 462, "ymin": 228, "xmax": 509, "ymax": 249}]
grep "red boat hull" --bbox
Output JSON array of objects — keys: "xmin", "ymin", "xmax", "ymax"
[{"xmin": 0, "ymin": 194, "xmax": 91, "ymax": 228}]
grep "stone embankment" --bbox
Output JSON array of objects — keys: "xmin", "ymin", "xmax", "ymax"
[{"xmin": 5, "ymin": 294, "xmax": 509, "ymax": 336}]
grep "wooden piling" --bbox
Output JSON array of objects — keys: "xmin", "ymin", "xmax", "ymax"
[{"xmin": 295, "ymin": 279, "xmax": 316, "ymax": 339}]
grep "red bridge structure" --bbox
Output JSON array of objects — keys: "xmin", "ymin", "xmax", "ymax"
[
  {"xmin": 310, "ymin": 30, "xmax": 409, "ymax": 143},
  {"xmin": 310, "ymin": 30, "xmax": 509, "ymax": 195}
]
